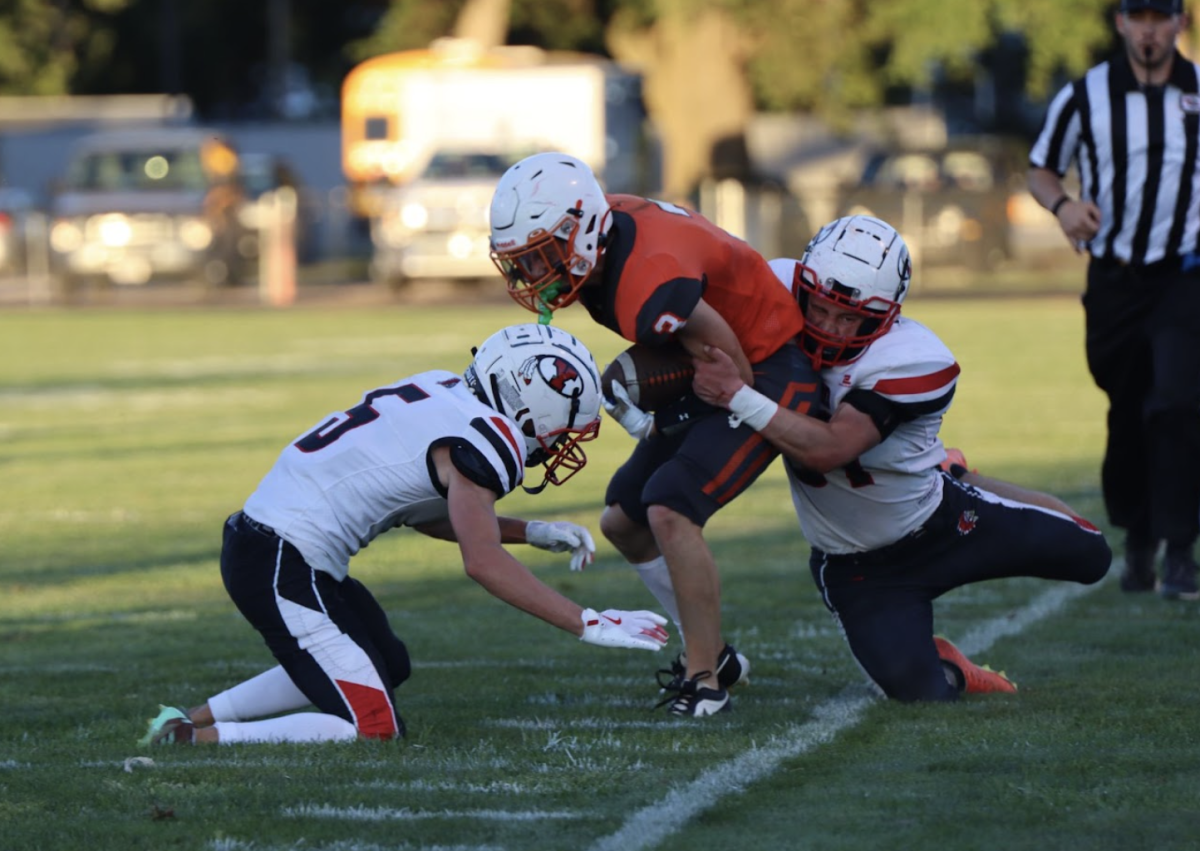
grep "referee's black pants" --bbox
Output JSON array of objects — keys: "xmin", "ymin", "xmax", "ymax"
[{"xmin": 1083, "ymin": 258, "xmax": 1200, "ymax": 549}]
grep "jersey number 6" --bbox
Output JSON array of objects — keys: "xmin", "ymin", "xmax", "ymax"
[{"xmin": 295, "ymin": 383, "xmax": 429, "ymax": 452}]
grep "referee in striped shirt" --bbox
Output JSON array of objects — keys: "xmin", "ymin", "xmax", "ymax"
[{"xmin": 1028, "ymin": 0, "xmax": 1200, "ymax": 600}]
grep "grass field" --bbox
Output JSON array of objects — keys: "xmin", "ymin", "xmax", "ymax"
[{"xmin": 3, "ymin": 297, "xmax": 1199, "ymax": 851}]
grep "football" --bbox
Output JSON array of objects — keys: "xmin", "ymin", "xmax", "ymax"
[{"xmin": 601, "ymin": 343, "xmax": 696, "ymax": 411}]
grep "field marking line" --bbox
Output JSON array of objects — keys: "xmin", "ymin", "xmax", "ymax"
[
  {"xmin": 587, "ymin": 569, "xmax": 1114, "ymax": 851},
  {"xmin": 211, "ymin": 840, "xmax": 502, "ymax": 851},
  {"xmin": 284, "ymin": 804, "xmax": 586, "ymax": 822}
]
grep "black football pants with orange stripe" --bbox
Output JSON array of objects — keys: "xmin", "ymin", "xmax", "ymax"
[
  {"xmin": 809, "ymin": 475, "xmax": 1112, "ymax": 702},
  {"xmin": 605, "ymin": 342, "xmax": 820, "ymax": 527}
]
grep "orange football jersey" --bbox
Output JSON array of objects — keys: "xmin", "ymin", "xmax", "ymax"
[{"xmin": 576, "ymin": 195, "xmax": 804, "ymax": 363}]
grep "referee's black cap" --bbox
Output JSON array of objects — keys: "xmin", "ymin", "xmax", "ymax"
[{"xmin": 1119, "ymin": 0, "xmax": 1183, "ymax": 13}]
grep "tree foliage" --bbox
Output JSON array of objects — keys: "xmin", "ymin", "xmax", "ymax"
[
  {"xmin": 342, "ymin": 0, "xmax": 1129, "ymax": 194},
  {"xmin": 690, "ymin": 0, "xmax": 1118, "ymax": 115},
  {"xmin": 350, "ymin": 0, "xmax": 606, "ymax": 60},
  {"xmin": 0, "ymin": 0, "xmax": 132, "ymax": 96},
  {"xmin": 0, "ymin": 0, "xmax": 1159, "ymax": 110},
  {"xmin": 0, "ymin": 0, "xmax": 1147, "ymax": 194}
]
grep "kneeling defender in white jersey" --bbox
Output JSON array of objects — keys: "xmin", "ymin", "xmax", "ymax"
[{"xmin": 140, "ymin": 324, "xmax": 669, "ymax": 747}]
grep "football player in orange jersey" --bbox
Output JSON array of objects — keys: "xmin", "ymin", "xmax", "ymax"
[{"xmin": 490, "ymin": 153, "xmax": 822, "ymax": 716}]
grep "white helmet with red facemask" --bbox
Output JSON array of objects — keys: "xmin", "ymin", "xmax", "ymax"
[
  {"xmin": 795, "ymin": 215, "xmax": 912, "ymax": 369},
  {"xmin": 489, "ymin": 152, "xmax": 611, "ymax": 317},
  {"xmin": 465, "ymin": 324, "xmax": 602, "ymax": 492}
]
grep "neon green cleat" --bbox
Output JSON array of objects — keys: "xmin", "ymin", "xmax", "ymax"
[{"xmin": 138, "ymin": 705, "xmax": 194, "ymax": 747}]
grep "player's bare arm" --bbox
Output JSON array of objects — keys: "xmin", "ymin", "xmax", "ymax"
[
  {"xmin": 413, "ymin": 514, "xmax": 533, "ymax": 544},
  {"xmin": 693, "ymin": 345, "xmax": 880, "ymax": 472},
  {"xmin": 421, "ymin": 448, "xmax": 597, "ymax": 570},
  {"xmin": 413, "ymin": 514, "xmax": 571, "ymax": 546},
  {"xmin": 675, "ymin": 299, "xmax": 754, "ymax": 385},
  {"xmin": 440, "ymin": 453, "xmax": 587, "ymax": 635},
  {"xmin": 411, "ymin": 517, "xmax": 456, "ymax": 540},
  {"xmin": 767, "ymin": 400, "xmax": 881, "ymax": 474}
]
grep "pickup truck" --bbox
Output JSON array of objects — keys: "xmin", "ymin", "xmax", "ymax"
[
  {"xmin": 48, "ymin": 127, "xmax": 249, "ymax": 294},
  {"xmin": 369, "ymin": 148, "xmax": 514, "ymax": 291}
]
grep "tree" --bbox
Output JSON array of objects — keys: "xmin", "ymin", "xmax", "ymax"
[
  {"xmin": 350, "ymin": 0, "xmax": 1134, "ymax": 196},
  {"xmin": 607, "ymin": 0, "xmax": 1120, "ymax": 195},
  {"xmin": 607, "ymin": 1, "xmax": 758, "ymax": 199},
  {"xmin": 350, "ymin": 0, "xmax": 605, "ymax": 59},
  {"xmin": 0, "ymin": 0, "xmax": 132, "ymax": 96}
]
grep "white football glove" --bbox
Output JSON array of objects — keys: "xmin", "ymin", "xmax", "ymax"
[
  {"xmin": 526, "ymin": 520, "xmax": 596, "ymax": 572},
  {"xmin": 603, "ymin": 382, "xmax": 654, "ymax": 441},
  {"xmin": 579, "ymin": 608, "xmax": 669, "ymax": 651}
]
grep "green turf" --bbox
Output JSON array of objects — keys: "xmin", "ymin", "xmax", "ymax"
[{"xmin": 2, "ymin": 297, "xmax": 1197, "ymax": 851}]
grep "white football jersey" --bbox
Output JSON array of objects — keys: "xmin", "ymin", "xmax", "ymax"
[
  {"xmin": 244, "ymin": 370, "xmax": 526, "ymax": 580},
  {"xmin": 785, "ymin": 316, "xmax": 959, "ymax": 554}
]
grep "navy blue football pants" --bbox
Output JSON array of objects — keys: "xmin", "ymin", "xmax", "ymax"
[
  {"xmin": 220, "ymin": 511, "xmax": 411, "ymax": 737},
  {"xmin": 606, "ymin": 342, "xmax": 820, "ymax": 527},
  {"xmin": 809, "ymin": 475, "xmax": 1112, "ymax": 702}
]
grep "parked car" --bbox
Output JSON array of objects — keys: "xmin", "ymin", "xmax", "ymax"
[
  {"xmin": 369, "ymin": 148, "xmax": 515, "ymax": 290},
  {"xmin": 48, "ymin": 127, "xmax": 249, "ymax": 293},
  {"xmin": 836, "ymin": 144, "xmax": 1015, "ymax": 271},
  {"xmin": 0, "ymin": 187, "xmax": 35, "ymax": 275}
]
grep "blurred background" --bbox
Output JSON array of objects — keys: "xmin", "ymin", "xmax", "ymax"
[{"xmin": 0, "ymin": 0, "xmax": 1185, "ymax": 305}]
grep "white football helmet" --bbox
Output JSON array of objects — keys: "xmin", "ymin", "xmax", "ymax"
[
  {"xmin": 489, "ymin": 152, "xmax": 611, "ymax": 316},
  {"xmin": 795, "ymin": 215, "xmax": 912, "ymax": 368},
  {"xmin": 465, "ymin": 323, "xmax": 602, "ymax": 491}
]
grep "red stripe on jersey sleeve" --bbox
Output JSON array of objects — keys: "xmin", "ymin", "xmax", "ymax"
[
  {"xmin": 489, "ymin": 416, "xmax": 524, "ymax": 462},
  {"xmin": 872, "ymin": 363, "xmax": 960, "ymax": 396}
]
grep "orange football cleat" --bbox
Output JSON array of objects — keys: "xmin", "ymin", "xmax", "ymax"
[
  {"xmin": 934, "ymin": 636, "xmax": 1017, "ymax": 694},
  {"xmin": 939, "ymin": 447, "xmax": 976, "ymax": 474}
]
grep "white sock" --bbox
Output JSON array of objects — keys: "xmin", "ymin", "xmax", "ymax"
[
  {"xmin": 633, "ymin": 555, "xmax": 682, "ymax": 630},
  {"xmin": 213, "ymin": 713, "xmax": 358, "ymax": 744},
  {"xmin": 208, "ymin": 665, "xmax": 311, "ymax": 722}
]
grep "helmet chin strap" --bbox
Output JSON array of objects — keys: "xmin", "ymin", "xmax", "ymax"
[
  {"xmin": 488, "ymin": 374, "xmax": 506, "ymax": 414},
  {"xmin": 522, "ymin": 477, "xmax": 550, "ymax": 496}
]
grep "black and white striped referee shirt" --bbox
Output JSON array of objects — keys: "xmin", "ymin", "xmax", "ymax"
[{"xmin": 1030, "ymin": 49, "xmax": 1200, "ymax": 266}]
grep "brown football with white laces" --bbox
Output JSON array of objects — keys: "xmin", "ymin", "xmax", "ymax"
[{"xmin": 601, "ymin": 343, "xmax": 696, "ymax": 411}]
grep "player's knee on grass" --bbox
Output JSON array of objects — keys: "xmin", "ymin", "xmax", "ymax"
[
  {"xmin": 869, "ymin": 652, "xmax": 958, "ymax": 703},
  {"xmin": 1078, "ymin": 533, "xmax": 1114, "ymax": 586},
  {"xmin": 383, "ymin": 637, "xmax": 411, "ymax": 686}
]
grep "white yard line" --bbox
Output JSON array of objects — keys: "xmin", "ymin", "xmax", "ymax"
[
  {"xmin": 283, "ymin": 804, "xmax": 585, "ymax": 822},
  {"xmin": 587, "ymin": 572, "xmax": 1112, "ymax": 851},
  {"xmin": 212, "ymin": 841, "xmax": 501, "ymax": 851}
]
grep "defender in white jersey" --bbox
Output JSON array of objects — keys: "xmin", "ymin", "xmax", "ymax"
[
  {"xmin": 693, "ymin": 216, "xmax": 1112, "ymax": 702},
  {"xmin": 139, "ymin": 324, "xmax": 669, "ymax": 747}
]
